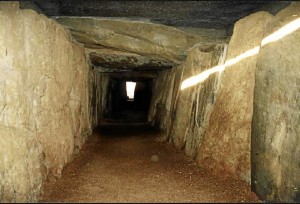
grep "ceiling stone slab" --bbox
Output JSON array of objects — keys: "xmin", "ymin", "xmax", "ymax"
[
  {"xmin": 56, "ymin": 17, "xmax": 215, "ymax": 63},
  {"xmin": 87, "ymin": 48, "xmax": 175, "ymax": 70},
  {"xmin": 19, "ymin": 1, "xmax": 292, "ymax": 71}
]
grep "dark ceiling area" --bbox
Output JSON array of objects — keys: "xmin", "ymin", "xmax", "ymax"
[{"xmin": 20, "ymin": 0, "xmax": 292, "ymax": 29}]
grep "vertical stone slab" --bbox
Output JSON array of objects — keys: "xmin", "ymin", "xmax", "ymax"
[
  {"xmin": 89, "ymin": 70, "xmax": 102, "ymax": 126},
  {"xmin": 148, "ymin": 68, "xmax": 177, "ymax": 131},
  {"xmin": 69, "ymin": 43, "xmax": 92, "ymax": 151},
  {"xmin": 0, "ymin": 2, "xmax": 93, "ymax": 201},
  {"xmin": 169, "ymin": 46, "xmax": 214, "ymax": 150},
  {"xmin": 197, "ymin": 12, "xmax": 273, "ymax": 182},
  {"xmin": 252, "ymin": 3, "xmax": 300, "ymax": 202},
  {"xmin": 168, "ymin": 44, "xmax": 225, "ymax": 157}
]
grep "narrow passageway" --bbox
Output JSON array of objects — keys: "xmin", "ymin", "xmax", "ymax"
[{"xmin": 40, "ymin": 124, "xmax": 260, "ymax": 203}]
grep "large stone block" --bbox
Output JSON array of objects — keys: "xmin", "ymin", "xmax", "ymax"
[
  {"xmin": 166, "ymin": 44, "xmax": 226, "ymax": 158},
  {"xmin": 252, "ymin": 3, "xmax": 300, "ymax": 202},
  {"xmin": 148, "ymin": 68, "xmax": 177, "ymax": 131},
  {"xmin": 0, "ymin": 2, "xmax": 93, "ymax": 201},
  {"xmin": 197, "ymin": 12, "xmax": 273, "ymax": 182},
  {"xmin": 170, "ymin": 46, "xmax": 215, "ymax": 150},
  {"xmin": 55, "ymin": 17, "xmax": 214, "ymax": 63}
]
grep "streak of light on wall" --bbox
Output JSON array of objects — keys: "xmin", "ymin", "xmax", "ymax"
[
  {"xmin": 261, "ymin": 17, "xmax": 300, "ymax": 46},
  {"xmin": 180, "ymin": 17, "xmax": 300, "ymax": 90},
  {"xmin": 180, "ymin": 46, "xmax": 260, "ymax": 90}
]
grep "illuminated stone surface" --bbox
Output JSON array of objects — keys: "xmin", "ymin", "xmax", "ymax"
[
  {"xmin": 197, "ymin": 12, "xmax": 272, "ymax": 183},
  {"xmin": 252, "ymin": 3, "xmax": 300, "ymax": 202}
]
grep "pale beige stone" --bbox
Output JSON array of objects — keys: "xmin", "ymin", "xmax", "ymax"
[
  {"xmin": 0, "ymin": 2, "xmax": 93, "ymax": 201},
  {"xmin": 148, "ymin": 44, "xmax": 226, "ymax": 158},
  {"xmin": 87, "ymin": 48, "xmax": 175, "ymax": 69},
  {"xmin": 196, "ymin": 12, "xmax": 273, "ymax": 182},
  {"xmin": 169, "ymin": 44, "xmax": 225, "ymax": 157},
  {"xmin": 0, "ymin": 126, "xmax": 42, "ymax": 202},
  {"xmin": 56, "ymin": 17, "xmax": 214, "ymax": 63}
]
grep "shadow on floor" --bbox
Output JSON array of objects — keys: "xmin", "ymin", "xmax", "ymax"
[{"xmin": 96, "ymin": 122, "xmax": 161, "ymax": 137}]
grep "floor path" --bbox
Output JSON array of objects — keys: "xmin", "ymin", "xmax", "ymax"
[{"xmin": 41, "ymin": 124, "xmax": 260, "ymax": 203}]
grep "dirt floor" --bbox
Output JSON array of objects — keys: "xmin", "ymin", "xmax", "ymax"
[{"xmin": 40, "ymin": 124, "xmax": 260, "ymax": 203}]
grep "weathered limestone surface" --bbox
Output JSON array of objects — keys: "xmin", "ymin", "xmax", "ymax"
[
  {"xmin": 252, "ymin": 3, "xmax": 300, "ymax": 202},
  {"xmin": 197, "ymin": 12, "xmax": 273, "ymax": 183},
  {"xmin": 0, "ymin": 127, "xmax": 42, "ymax": 202},
  {"xmin": 69, "ymin": 45, "xmax": 92, "ymax": 151},
  {"xmin": 148, "ymin": 44, "xmax": 226, "ymax": 159},
  {"xmin": 0, "ymin": 2, "xmax": 92, "ymax": 201},
  {"xmin": 56, "ymin": 17, "xmax": 214, "ymax": 63},
  {"xmin": 169, "ymin": 44, "xmax": 226, "ymax": 158},
  {"xmin": 87, "ymin": 48, "xmax": 174, "ymax": 70},
  {"xmin": 145, "ymin": 5, "xmax": 299, "ymax": 202}
]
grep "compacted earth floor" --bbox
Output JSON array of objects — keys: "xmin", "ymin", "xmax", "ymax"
[{"xmin": 40, "ymin": 123, "xmax": 260, "ymax": 203}]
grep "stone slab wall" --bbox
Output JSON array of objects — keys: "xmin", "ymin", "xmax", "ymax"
[
  {"xmin": 149, "ymin": 6, "xmax": 299, "ymax": 202},
  {"xmin": 0, "ymin": 2, "xmax": 92, "ymax": 201},
  {"xmin": 157, "ymin": 4, "xmax": 299, "ymax": 202},
  {"xmin": 149, "ymin": 44, "xmax": 226, "ymax": 159},
  {"xmin": 88, "ymin": 68, "xmax": 103, "ymax": 127},
  {"xmin": 169, "ymin": 44, "xmax": 226, "ymax": 158},
  {"xmin": 0, "ymin": 2, "xmax": 297, "ymax": 203},
  {"xmin": 148, "ymin": 67, "xmax": 179, "ymax": 132},
  {"xmin": 252, "ymin": 3, "xmax": 300, "ymax": 202},
  {"xmin": 196, "ymin": 12, "xmax": 273, "ymax": 183}
]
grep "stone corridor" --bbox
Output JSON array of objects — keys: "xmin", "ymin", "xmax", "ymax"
[{"xmin": 1, "ymin": 2, "xmax": 299, "ymax": 202}]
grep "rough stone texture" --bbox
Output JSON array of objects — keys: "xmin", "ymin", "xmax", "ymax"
[
  {"xmin": 87, "ymin": 48, "xmax": 174, "ymax": 70},
  {"xmin": 252, "ymin": 3, "xmax": 300, "ymax": 202},
  {"xmin": 0, "ymin": 2, "xmax": 92, "ymax": 201},
  {"xmin": 148, "ymin": 44, "xmax": 226, "ymax": 160},
  {"xmin": 196, "ymin": 12, "xmax": 273, "ymax": 183},
  {"xmin": 169, "ymin": 44, "xmax": 226, "ymax": 158},
  {"xmin": 69, "ymin": 44, "xmax": 92, "ymax": 151},
  {"xmin": 0, "ymin": 2, "xmax": 297, "ymax": 203},
  {"xmin": 0, "ymin": 127, "xmax": 42, "ymax": 202},
  {"xmin": 55, "ymin": 17, "xmax": 214, "ymax": 63},
  {"xmin": 148, "ymin": 68, "xmax": 178, "ymax": 132},
  {"xmin": 89, "ymin": 69, "xmax": 109, "ymax": 127}
]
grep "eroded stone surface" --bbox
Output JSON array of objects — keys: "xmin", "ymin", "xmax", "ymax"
[
  {"xmin": 56, "ymin": 17, "xmax": 214, "ymax": 63},
  {"xmin": 0, "ymin": 127, "xmax": 42, "ymax": 202},
  {"xmin": 0, "ymin": 2, "xmax": 93, "ymax": 201},
  {"xmin": 252, "ymin": 3, "xmax": 300, "ymax": 202},
  {"xmin": 87, "ymin": 48, "xmax": 175, "ymax": 70},
  {"xmin": 148, "ymin": 44, "xmax": 226, "ymax": 160},
  {"xmin": 197, "ymin": 12, "xmax": 273, "ymax": 183},
  {"xmin": 169, "ymin": 44, "xmax": 226, "ymax": 158}
]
